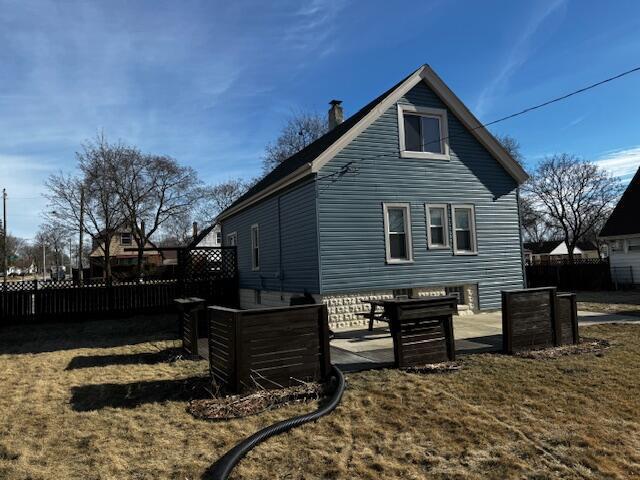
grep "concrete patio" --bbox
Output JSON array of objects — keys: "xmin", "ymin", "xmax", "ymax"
[
  {"xmin": 330, "ymin": 309, "xmax": 640, "ymax": 372},
  {"xmin": 196, "ymin": 309, "xmax": 640, "ymax": 372}
]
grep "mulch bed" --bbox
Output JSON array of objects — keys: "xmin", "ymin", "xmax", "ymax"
[
  {"xmin": 514, "ymin": 338, "xmax": 611, "ymax": 359},
  {"xmin": 188, "ymin": 382, "xmax": 328, "ymax": 421}
]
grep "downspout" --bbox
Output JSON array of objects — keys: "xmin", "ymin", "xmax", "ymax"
[
  {"xmin": 278, "ymin": 195, "xmax": 284, "ymax": 298},
  {"xmin": 314, "ymin": 175, "xmax": 322, "ymax": 299},
  {"xmin": 516, "ymin": 187, "xmax": 527, "ymax": 288}
]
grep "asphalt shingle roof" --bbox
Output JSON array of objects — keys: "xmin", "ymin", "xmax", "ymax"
[
  {"xmin": 220, "ymin": 69, "xmax": 418, "ymax": 215},
  {"xmin": 600, "ymin": 167, "xmax": 640, "ymax": 237}
]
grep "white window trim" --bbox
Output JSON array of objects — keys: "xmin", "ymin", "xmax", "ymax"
[
  {"xmin": 425, "ymin": 203, "xmax": 450, "ymax": 249},
  {"xmin": 382, "ymin": 203, "xmax": 414, "ymax": 264},
  {"xmin": 226, "ymin": 232, "xmax": 237, "ymax": 247},
  {"xmin": 451, "ymin": 204, "xmax": 478, "ymax": 255},
  {"xmin": 120, "ymin": 232, "xmax": 132, "ymax": 246},
  {"xmin": 397, "ymin": 104, "xmax": 450, "ymax": 160},
  {"xmin": 251, "ymin": 224, "xmax": 260, "ymax": 271}
]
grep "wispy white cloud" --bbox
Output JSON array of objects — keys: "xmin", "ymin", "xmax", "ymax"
[
  {"xmin": 562, "ymin": 115, "xmax": 586, "ymax": 130},
  {"xmin": 475, "ymin": 0, "xmax": 568, "ymax": 117},
  {"xmin": 595, "ymin": 146, "xmax": 640, "ymax": 184}
]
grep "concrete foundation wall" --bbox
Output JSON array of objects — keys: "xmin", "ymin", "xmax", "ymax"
[
  {"xmin": 240, "ymin": 284, "xmax": 479, "ymax": 328},
  {"xmin": 322, "ymin": 285, "xmax": 477, "ymax": 328}
]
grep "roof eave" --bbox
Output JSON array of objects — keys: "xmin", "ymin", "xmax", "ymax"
[{"xmin": 216, "ymin": 162, "xmax": 313, "ymax": 223}]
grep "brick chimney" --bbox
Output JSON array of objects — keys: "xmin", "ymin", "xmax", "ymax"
[
  {"xmin": 192, "ymin": 222, "xmax": 198, "ymax": 239},
  {"xmin": 328, "ymin": 100, "xmax": 344, "ymax": 130}
]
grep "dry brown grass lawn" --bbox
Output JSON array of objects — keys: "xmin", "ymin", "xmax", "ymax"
[
  {"xmin": 1, "ymin": 317, "xmax": 639, "ymax": 479},
  {"xmin": 577, "ymin": 290, "xmax": 640, "ymax": 316}
]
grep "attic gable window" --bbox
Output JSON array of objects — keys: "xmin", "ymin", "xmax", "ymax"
[
  {"xmin": 120, "ymin": 233, "xmax": 132, "ymax": 246},
  {"xmin": 397, "ymin": 105, "xmax": 450, "ymax": 160}
]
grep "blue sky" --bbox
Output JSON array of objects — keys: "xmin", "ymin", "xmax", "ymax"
[{"xmin": 1, "ymin": 0, "xmax": 640, "ymax": 238}]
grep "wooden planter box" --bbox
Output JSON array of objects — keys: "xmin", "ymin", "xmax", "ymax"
[
  {"xmin": 174, "ymin": 297, "xmax": 206, "ymax": 357},
  {"xmin": 385, "ymin": 296, "xmax": 457, "ymax": 368},
  {"xmin": 208, "ymin": 304, "xmax": 331, "ymax": 393},
  {"xmin": 502, "ymin": 287, "xmax": 579, "ymax": 353}
]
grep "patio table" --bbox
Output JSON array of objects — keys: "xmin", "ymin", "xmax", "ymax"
[{"xmin": 359, "ymin": 299, "xmax": 391, "ymax": 331}]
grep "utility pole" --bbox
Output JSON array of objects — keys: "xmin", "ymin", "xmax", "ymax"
[
  {"xmin": 68, "ymin": 238, "xmax": 72, "ymax": 280},
  {"xmin": 42, "ymin": 243, "xmax": 46, "ymax": 281},
  {"xmin": 78, "ymin": 186, "xmax": 85, "ymax": 284},
  {"xmin": 2, "ymin": 188, "xmax": 7, "ymax": 287}
]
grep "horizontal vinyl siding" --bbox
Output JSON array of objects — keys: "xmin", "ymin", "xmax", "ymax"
[
  {"xmin": 609, "ymin": 247, "xmax": 640, "ymax": 284},
  {"xmin": 317, "ymin": 81, "xmax": 523, "ymax": 309},
  {"xmin": 221, "ymin": 180, "xmax": 319, "ymax": 293}
]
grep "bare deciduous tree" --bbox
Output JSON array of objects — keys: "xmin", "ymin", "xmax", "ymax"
[
  {"xmin": 524, "ymin": 154, "xmax": 622, "ymax": 263},
  {"xmin": 262, "ymin": 111, "xmax": 327, "ymax": 174},
  {"xmin": 495, "ymin": 134, "xmax": 524, "ymax": 166},
  {"xmin": 197, "ymin": 178, "xmax": 250, "ymax": 224},
  {"xmin": 36, "ymin": 220, "xmax": 70, "ymax": 268},
  {"xmin": 46, "ymin": 136, "xmax": 128, "ymax": 281},
  {"xmin": 112, "ymin": 151, "xmax": 200, "ymax": 278}
]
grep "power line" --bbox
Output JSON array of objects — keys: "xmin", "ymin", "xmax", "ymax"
[{"xmin": 480, "ymin": 64, "xmax": 640, "ymax": 129}]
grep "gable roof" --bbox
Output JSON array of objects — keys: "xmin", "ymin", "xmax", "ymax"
[
  {"xmin": 217, "ymin": 64, "xmax": 528, "ymax": 222},
  {"xmin": 524, "ymin": 240, "xmax": 598, "ymax": 255},
  {"xmin": 523, "ymin": 240, "xmax": 562, "ymax": 254},
  {"xmin": 188, "ymin": 223, "xmax": 217, "ymax": 249},
  {"xmin": 599, "ymin": 167, "xmax": 640, "ymax": 238}
]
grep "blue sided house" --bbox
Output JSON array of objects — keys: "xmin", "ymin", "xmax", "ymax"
[{"xmin": 216, "ymin": 65, "xmax": 529, "ymax": 327}]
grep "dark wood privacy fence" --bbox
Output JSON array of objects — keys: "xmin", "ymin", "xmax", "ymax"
[
  {"xmin": 502, "ymin": 287, "xmax": 579, "ymax": 353},
  {"xmin": 526, "ymin": 259, "xmax": 611, "ymax": 290},
  {"xmin": 385, "ymin": 296, "xmax": 457, "ymax": 367},
  {"xmin": 1, "ymin": 246, "xmax": 238, "ymax": 325},
  {"xmin": 208, "ymin": 304, "xmax": 331, "ymax": 393}
]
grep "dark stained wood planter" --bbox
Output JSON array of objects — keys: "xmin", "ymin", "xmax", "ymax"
[
  {"xmin": 174, "ymin": 297, "xmax": 206, "ymax": 357},
  {"xmin": 384, "ymin": 296, "xmax": 458, "ymax": 368},
  {"xmin": 502, "ymin": 287, "xmax": 579, "ymax": 353},
  {"xmin": 208, "ymin": 304, "xmax": 331, "ymax": 393}
]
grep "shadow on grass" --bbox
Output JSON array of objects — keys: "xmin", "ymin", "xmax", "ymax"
[
  {"xmin": 70, "ymin": 376, "xmax": 212, "ymax": 411},
  {"xmin": 65, "ymin": 347, "xmax": 190, "ymax": 370},
  {"xmin": 0, "ymin": 314, "xmax": 178, "ymax": 355}
]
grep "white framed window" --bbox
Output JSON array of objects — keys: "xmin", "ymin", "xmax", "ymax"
[
  {"xmin": 216, "ymin": 231, "xmax": 222, "ymax": 245},
  {"xmin": 628, "ymin": 239, "xmax": 640, "ymax": 251},
  {"xmin": 425, "ymin": 204, "xmax": 449, "ymax": 249},
  {"xmin": 120, "ymin": 232, "xmax": 132, "ymax": 246},
  {"xmin": 397, "ymin": 105, "xmax": 450, "ymax": 160},
  {"xmin": 254, "ymin": 289, "xmax": 262, "ymax": 305},
  {"xmin": 451, "ymin": 205, "xmax": 477, "ymax": 255},
  {"xmin": 382, "ymin": 203, "xmax": 413, "ymax": 263},
  {"xmin": 226, "ymin": 232, "xmax": 237, "ymax": 247},
  {"xmin": 251, "ymin": 224, "xmax": 260, "ymax": 271}
]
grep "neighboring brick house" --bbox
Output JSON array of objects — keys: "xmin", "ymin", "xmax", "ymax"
[
  {"xmin": 215, "ymin": 65, "xmax": 528, "ymax": 327},
  {"xmin": 89, "ymin": 229, "xmax": 163, "ymax": 278}
]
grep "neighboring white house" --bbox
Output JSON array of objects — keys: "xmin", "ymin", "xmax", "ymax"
[
  {"xmin": 190, "ymin": 224, "xmax": 221, "ymax": 248},
  {"xmin": 523, "ymin": 240, "xmax": 604, "ymax": 264},
  {"xmin": 599, "ymin": 166, "xmax": 640, "ymax": 286}
]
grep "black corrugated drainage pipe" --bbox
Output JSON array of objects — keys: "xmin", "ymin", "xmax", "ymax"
[{"xmin": 204, "ymin": 365, "xmax": 345, "ymax": 480}]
